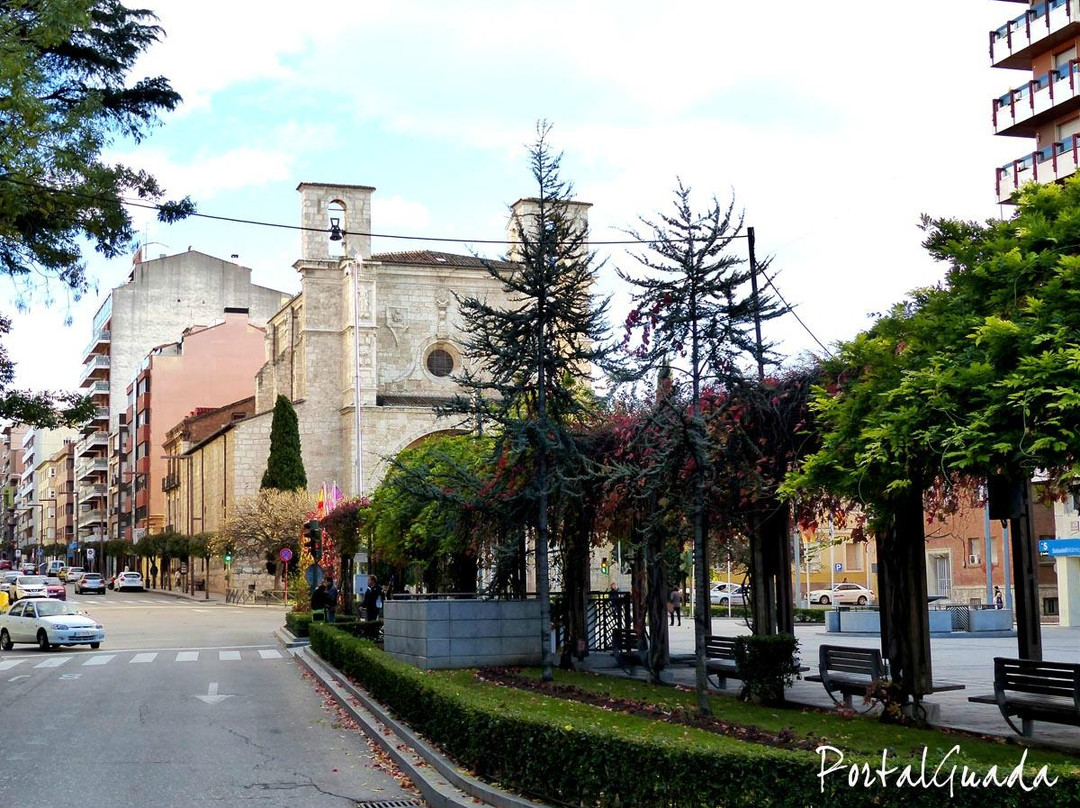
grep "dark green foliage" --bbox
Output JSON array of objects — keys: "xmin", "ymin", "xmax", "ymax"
[
  {"xmin": 284, "ymin": 612, "xmax": 365, "ymax": 638},
  {"xmin": 308, "ymin": 625, "xmax": 1078, "ymax": 808},
  {"xmin": 261, "ymin": 395, "xmax": 307, "ymax": 491},
  {"xmin": 733, "ymin": 633, "xmax": 800, "ymax": 705}
]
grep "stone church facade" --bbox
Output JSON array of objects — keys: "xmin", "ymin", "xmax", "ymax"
[{"xmin": 221, "ymin": 181, "xmax": 590, "ymax": 501}]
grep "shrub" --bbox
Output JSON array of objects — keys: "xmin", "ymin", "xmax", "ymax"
[{"xmin": 733, "ymin": 633, "xmax": 800, "ymax": 706}]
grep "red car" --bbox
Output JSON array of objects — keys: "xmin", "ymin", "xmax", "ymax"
[
  {"xmin": 0, "ymin": 559, "xmax": 10, "ymax": 571},
  {"xmin": 43, "ymin": 577, "xmax": 67, "ymax": 601}
]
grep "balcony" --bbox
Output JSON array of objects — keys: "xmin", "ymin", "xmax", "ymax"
[
  {"xmin": 994, "ymin": 61, "xmax": 1080, "ymax": 136},
  {"xmin": 991, "ymin": 0, "xmax": 1080, "ymax": 70},
  {"xmin": 79, "ymin": 354, "xmax": 110, "ymax": 386},
  {"xmin": 996, "ymin": 133, "xmax": 1080, "ymax": 202},
  {"xmin": 79, "ymin": 483, "xmax": 108, "ymax": 501},
  {"xmin": 82, "ymin": 328, "xmax": 111, "ymax": 360},
  {"xmin": 76, "ymin": 458, "xmax": 108, "ymax": 482},
  {"xmin": 79, "ymin": 507, "xmax": 106, "ymax": 528},
  {"xmin": 84, "ymin": 430, "xmax": 108, "ymax": 450},
  {"xmin": 88, "ymin": 380, "xmax": 110, "ymax": 401}
]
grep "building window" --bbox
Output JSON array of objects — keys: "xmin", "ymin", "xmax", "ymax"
[{"xmin": 426, "ymin": 348, "xmax": 454, "ymax": 378}]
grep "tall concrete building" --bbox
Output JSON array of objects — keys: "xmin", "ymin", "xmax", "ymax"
[
  {"xmin": 1, "ymin": 425, "xmax": 27, "ymax": 560},
  {"xmin": 76, "ymin": 251, "xmax": 290, "ymax": 548},
  {"xmin": 991, "ymin": 0, "xmax": 1080, "ymax": 202},
  {"xmin": 15, "ymin": 427, "xmax": 77, "ymax": 561}
]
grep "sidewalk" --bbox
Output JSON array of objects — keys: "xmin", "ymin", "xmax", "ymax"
[
  {"xmin": 588, "ymin": 616, "xmax": 1080, "ymax": 750},
  {"xmin": 142, "ymin": 584, "xmax": 224, "ymax": 604}
]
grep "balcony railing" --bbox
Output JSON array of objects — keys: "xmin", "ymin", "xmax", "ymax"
[
  {"xmin": 79, "ymin": 354, "xmax": 110, "ymax": 386},
  {"xmin": 82, "ymin": 328, "xmax": 111, "ymax": 360},
  {"xmin": 76, "ymin": 458, "xmax": 109, "ymax": 481},
  {"xmin": 78, "ymin": 507, "xmax": 106, "ymax": 527},
  {"xmin": 996, "ymin": 133, "xmax": 1080, "ymax": 202},
  {"xmin": 991, "ymin": 0, "xmax": 1080, "ymax": 69},
  {"xmin": 88, "ymin": 380, "xmax": 110, "ymax": 398},
  {"xmin": 993, "ymin": 60, "xmax": 1080, "ymax": 136}
]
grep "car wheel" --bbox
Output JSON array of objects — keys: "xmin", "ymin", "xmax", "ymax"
[
  {"xmin": 37, "ymin": 630, "xmax": 50, "ymax": 652},
  {"xmin": 90, "ymin": 642, "xmax": 100, "ymax": 649},
  {"xmin": 720, "ymin": 597, "xmax": 728, "ymax": 606},
  {"xmin": 0, "ymin": 629, "xmax": 11, "ymax": 651},
  {"xmin": 819, "ymin": 595, "xmax": 831, "ymax": 605},
  {"xmin": 857, "ymin": 596, "xmax": 868, "ymax": 606}
]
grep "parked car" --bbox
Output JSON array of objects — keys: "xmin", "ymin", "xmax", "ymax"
[
  {"xmin": 808, "ymin": 582, "xmax": 875, "ymax": 606},
  {"xmin": 0, "ymin": 598, "xmax": 104, "ymax": 650},
  {"xmin": 75, "ymin": 572, "xmax": 106, "ymax": 595},
  {"xmin": 43, "ymin": 577, "xmax": 66, "ymax": 601},
  {"xmin": 710, "ymin": 582, "xmax": 748, "ymax": 605},
  {"xmin": 0, "ymin": 559, "xmax": 11, "ymax": 570},
  {"xmin": 20, "ymin": 563, "xmax": 37, "ymax": 575},
  {"xmin": 0, "ymin": 570, "xmax": 19, "ymax": 595},
  {"xmin": 11, "ymin": 575, "xmax": 51, "ymax": 602},
  {"xmin": 112, "ymin": 572, "xmax": 144, "ymax": 592},
  {"xmin": 37, "ymin": 560, "xmax": 65, "ymax": 577},
  {"xmin": 712, "ymin": 584, "xmax": 748, "ymax": 607},
  {"xmin": 60, "ymin": 567, "xmax": 84, "ymax": 583}
]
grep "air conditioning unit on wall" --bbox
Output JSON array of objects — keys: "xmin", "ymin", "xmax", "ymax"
[{"xmin": 968, "ymin": 554, "xmax": 981, "ymax": 565}]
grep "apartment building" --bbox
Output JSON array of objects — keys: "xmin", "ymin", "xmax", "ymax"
[
  {"xmin": 1, "ymin": 425, "xmax": 27, "ymax": 559},
  {"xmin": 991, "ymin": 0, "xmax": 1080, "ymax": 202},
  {"xmin": 77, "ymin": 250, "xmax": 290, "ymax": 546},
  {"xmin": 123, "ymin": 311, "xmax": 267, "ymax": 539},
  {"xmin": 14, "ymin": 428, "xmax": 77, "ymax": 561}
]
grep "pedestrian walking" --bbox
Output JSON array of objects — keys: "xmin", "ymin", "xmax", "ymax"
[
  {"xmin": 149, "ymin": 563, "xmax": 158, "ymax": 589},
  {"xmin": 362, "ymin": 575, "xmax": 384, "ymax": 621},
  {"xmin": 325, "ymin": 576, "xmax": 339, "ymax": 623},
  {"xmin": 994, "ymin": 586, "xmax": 1004, "ymax": 610},
  {"xmin": 174, "ymin": 569, "xmax": 182, "ymax": 590},
  {"xmin": 669, "ymin": 587, "xmax": 683, "ymax": 626},
  {"xmin": 608, "ymin": 581, "xmax": 622, "ymax": 628}
]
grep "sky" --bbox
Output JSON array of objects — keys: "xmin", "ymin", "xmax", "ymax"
[{"xmin": 10, "ymin": 1, "xmax": 1026, "ymax": 399}]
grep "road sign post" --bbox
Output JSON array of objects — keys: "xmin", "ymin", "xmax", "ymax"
[{"xmin": 279, "ymin": 548, "xmax": 293, "ymax": 605}]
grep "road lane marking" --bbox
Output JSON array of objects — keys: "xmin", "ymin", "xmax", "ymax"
[
  {"xmin": 130, "ymin": 653, "xmax": 157, "ymax": 663},
  {"xmin": 218, "ymin": 650, "xmax": 241, "ymax": 661},
  {"xmin": 35, "ymin": 657, "xmax": 72, "ymax": 668},
  {"xmin": 8, "ymin": 674, "xmax": 29, "ymax": 681},
  {"xmin": 83, "ymin": 655, "xmax": 115, "ymax": 666},
  {"xmin": 258, "ymin": 650, "xmax": 283, "ymax": 659},
  {"xmin": 176, "ymin": 651, "xmax": 199, "ymax": 662},
  {"xmin": 0, "ymin": 660, "xmax": 26, "ymax": 670}
]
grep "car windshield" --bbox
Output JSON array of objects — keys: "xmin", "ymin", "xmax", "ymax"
[
  {"xmin": 82, "ymin": 574, "xmax": 101, "ymax": 580},
  {"xmin": 44, "ymin": 577, "xmax": 62, "ymax": 585},
  {"xmin": 35, "ymin": 601, "xmax": 80, "ymax": 617},
  {"xmin": 17, "ymin": 576, "xmax": 44, "ymax": 585}
]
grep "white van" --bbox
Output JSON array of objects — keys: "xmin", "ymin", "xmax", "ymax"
[{"xmin": 37, "ymin": 560, "xmax": 66, "ymax": 577}]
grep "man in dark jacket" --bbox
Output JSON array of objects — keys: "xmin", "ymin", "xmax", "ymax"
[
  {"xmin": 362, "ymin": 575, "xmax": 383, "ymax": 621},
  {"xmin": 311, "ymin": 580, "xmax": 328, "ymax": 620},
  {"xmin": 325, "ymin": 577, "xmax": 339, "ymax": 623}
]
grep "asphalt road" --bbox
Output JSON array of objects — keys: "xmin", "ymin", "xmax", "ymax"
[{"xmin": 0, "ymin": 590, "xmax": 418, "ymax": 807}]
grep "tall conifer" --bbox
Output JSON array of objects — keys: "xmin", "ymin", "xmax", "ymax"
[{"xmin": 261, "ymin": 395, "xmax": 307, "ymax": 491}]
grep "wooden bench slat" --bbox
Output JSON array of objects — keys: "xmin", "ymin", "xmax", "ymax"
[{"xmin": 969, "ymin": 657, "xmax": 1080, "ymax": 737}]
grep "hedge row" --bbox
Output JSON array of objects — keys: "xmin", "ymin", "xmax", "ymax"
[
  {"xmin": 712, "ymin": 606, "xmax": 825, "ymax": 623},
  {"xmin": 285, "ymin": 611, "xmax": 381, "ymax": 639},
  {"xmin": 308, "ymin": 624, "xmax": 1079, "ymax": 808}
]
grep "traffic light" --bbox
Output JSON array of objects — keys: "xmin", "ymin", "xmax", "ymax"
[
  {"xmin": 304, "ymin": 519, "xmax": 322, "ymax": 558},
  {"xmin": 600, "ymin": 557, "xmax": 609, "ymax": 574},
  {"xmin": 224, "ymin": 547, "xmax": 233, "ymax": 564}
]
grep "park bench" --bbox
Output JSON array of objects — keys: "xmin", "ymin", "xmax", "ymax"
[
  {"xmin": 805, "ymin": 644, "xmax": 887, "ymax": 708},
  {"xmin": 611, "ymin": 627, "xmax": 646, "ymax": 674},
  {"xmin": 705, "ymin": 636, "xmax": 809, "ymax": 690},
  {"xmin": 968, "ymin": 657, "xmax": 1080, "ymax": 737}
]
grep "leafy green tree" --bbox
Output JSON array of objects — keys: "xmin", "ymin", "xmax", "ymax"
[
  {"xmin": 617, "ymin": 182, "xmax": 782, "ymax": 712},
  {"xmin": 445, "ymin": 122, "xmax": 610, "ymax": 680},
  {"xmin": 0, "ymin": 0, "xmax": 193, "ymax": 427},
  {"xmin": 261, "ymin": 395, "xmax": 307, "ymax": 491}
]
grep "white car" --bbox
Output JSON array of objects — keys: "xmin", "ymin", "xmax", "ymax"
[
  {"xmin": 10, "ymin": 575, "xmax": 49, "ymax": 602},
  {"xmin": 112, "ymin": 571, "xmax": 144, "ymax": 591},
  {"xmin": 809, "ymin": 582, "xmax": 875, "ymax": 606},
  {"xmin": 0, "ymin": 598, "xmax": 105, "ymax": 650},
  {"xmin": 711, "ymin": 584, "xmax": 748, "ymax": 606}
]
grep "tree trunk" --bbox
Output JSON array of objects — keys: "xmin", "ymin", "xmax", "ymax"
[
  {"xmin": 876, "ymin": 484, "xmax": 933, "ymax": 700},
  {"xmin": 1010, "ymin": 481, "xmax": 1043, "ymax": 661},
  {"xmin": 644, "ymin": 525, "xmax": 670, "ymax": 683}
]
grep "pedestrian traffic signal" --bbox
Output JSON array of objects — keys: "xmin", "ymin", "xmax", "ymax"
[
  {"xmin": 224, "ymin": 546, "xmax": 234, "ymax": 564},
  {"xmin": 304, "ymin": 519, "xmax": 322, "ymax": 558},
  {"xmin": 600, "ymin": 557, "xmax": 609, "ymax": 574}
]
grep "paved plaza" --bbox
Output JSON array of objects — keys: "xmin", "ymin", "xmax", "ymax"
[{"xmin": 598, "ymin": 616, "xmax": 1080, "ymax": 750}]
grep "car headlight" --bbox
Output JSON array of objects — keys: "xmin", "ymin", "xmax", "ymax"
[{"xmin": 54, "ymin": 624, "xmax": 69, "ymax": 630}]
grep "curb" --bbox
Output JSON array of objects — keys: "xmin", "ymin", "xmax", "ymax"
[
  {"xmin": 294, "ymin": 646, "xmax": 549, "ymax": 808},
  {"xmin": 274, "ymin": 627, "xmax": 308, "ymax": 648}
]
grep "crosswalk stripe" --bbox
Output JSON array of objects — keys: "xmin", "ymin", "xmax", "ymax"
[
  {"xmin": 35, "ymin": 657, "xmax": 71, "ymax": 668},
  {"xmin": 258, "ymin": 649, "xmax": 282, "ymax": 659},
  {"xmin": 175, "ymin": 651, "xmax": 198, "ymax": 662},
  {"xmin": 130, "ymin": 653, "xmax": 157, "ymax": 663},
  {"xmin": 219, "ymin": 650, "xmax": 241, "ymax": 661},
  {"xmin": 83, "ymin": 655, "xmax": 115, "ymax": 666},
  {"xmin": 0, "ymin": 659, "xmax": 25, "ymax": 670}
]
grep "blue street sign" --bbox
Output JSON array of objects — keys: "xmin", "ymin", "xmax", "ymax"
[
  {"xmin": 1038, "ymin": 538, "xmax": 1080, "ymax": 557},
  {"xmin": 305, "ymin": 565, "xmax": 324, "ymax": 587},
  {"xmin": 833, "ymin": 563, "xmax": 843, "ymax": 572},
  {"xmin": 279, "ymin": 548, "xmax": 293, "ymax": 562}
]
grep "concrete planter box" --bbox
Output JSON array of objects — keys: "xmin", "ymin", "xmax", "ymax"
[
  {"xmin": 970, "ymin": 608, "xmax": 1013, "ymax": 632},
  {"xmin": 825, "ymin": 608, "xmax": 952, "ymax": 634},
  {"xmin": 383, "ymin": 598, "xmax": 543, "ymax": 669}
]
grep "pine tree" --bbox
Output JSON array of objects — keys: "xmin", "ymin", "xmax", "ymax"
[
  {"xmin": 261, "ymin": 395, "xmax": 307, "ymax": 491},
  {"xmin": 445, "ymin": 121, "xmax": 610, "ymax": 680}
]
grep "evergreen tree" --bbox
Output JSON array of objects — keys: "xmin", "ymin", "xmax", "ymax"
[
  {"xmin": 445, "ymin": 121, "xmax": 610, "ymax": 680},
  {"xmin": 0, "ymin": 0, "xmax": 193, "ymax": 426},
  {"xmin": 261, "ymin": 395, "xmax": 307, "ymax": 491},
  {"xmin": 617, "ymin": 182, "xmax": 783, "ymax": 712}
]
